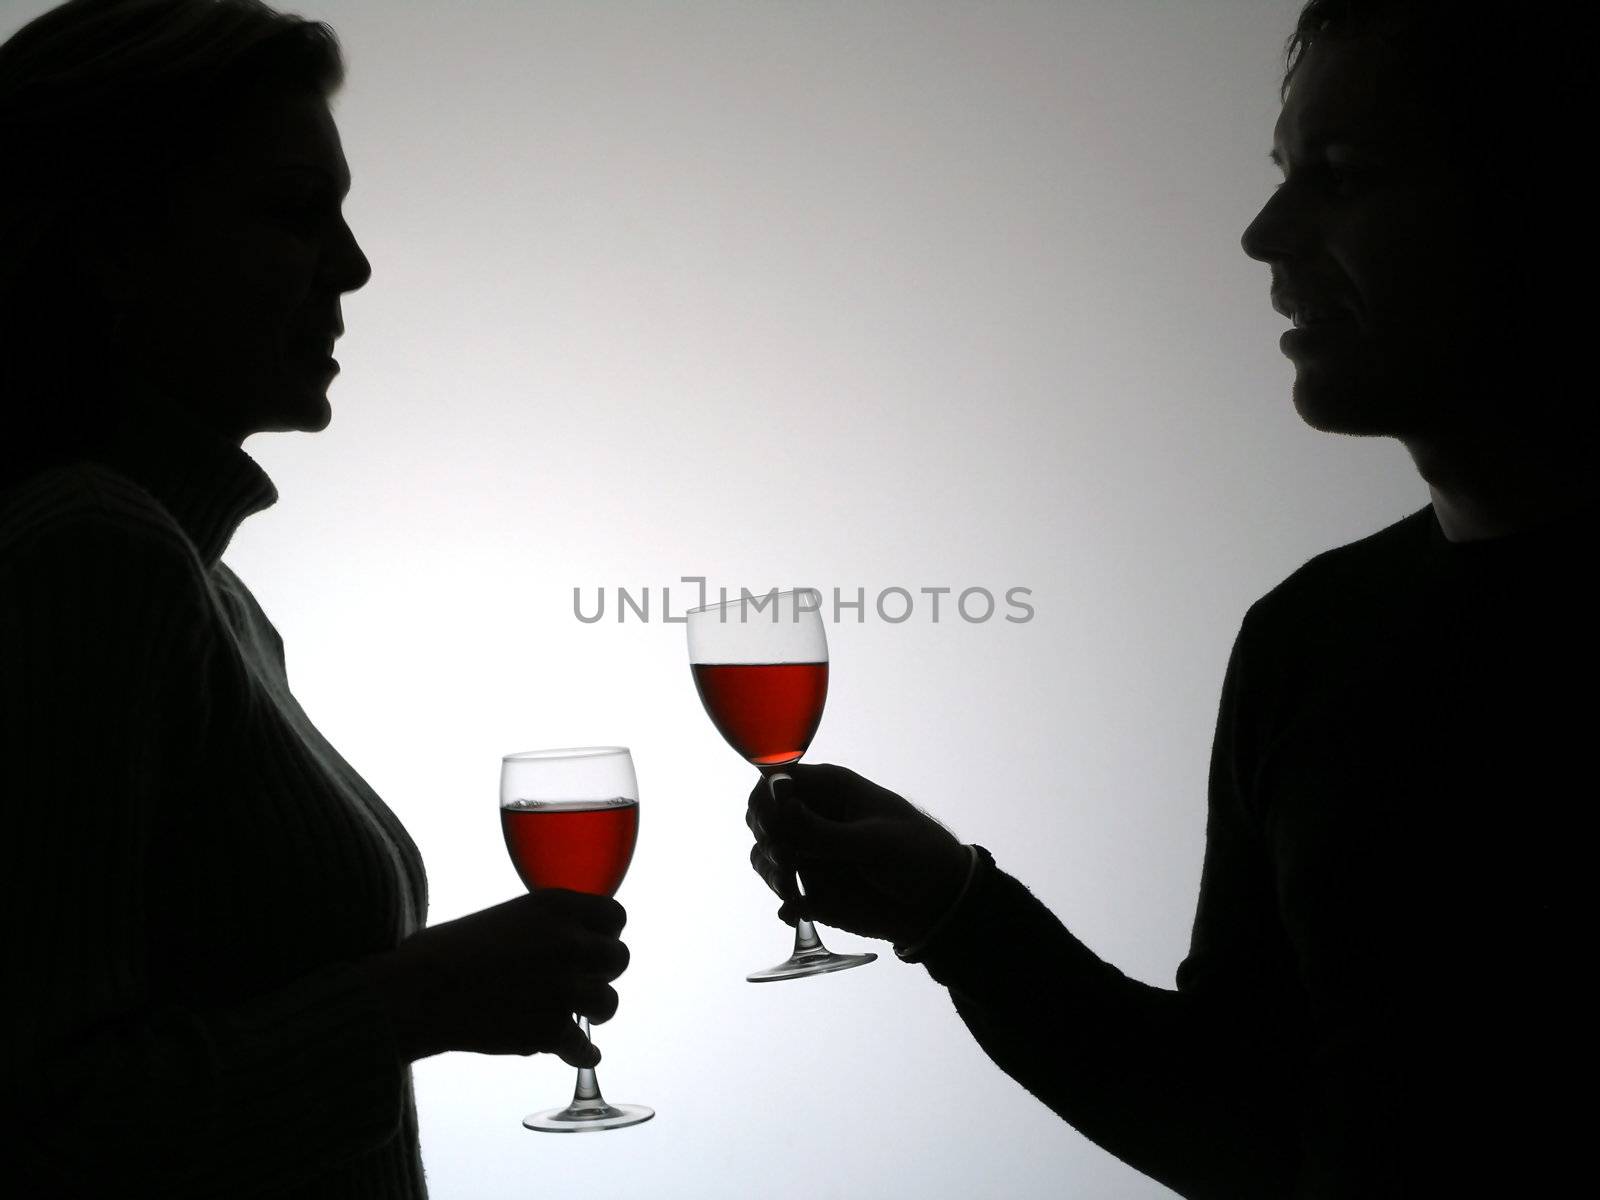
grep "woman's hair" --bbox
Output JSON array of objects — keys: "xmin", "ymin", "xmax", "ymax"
[{"xmin": 0, "ymin": 0, "xmax": 345, "ymax": 484}]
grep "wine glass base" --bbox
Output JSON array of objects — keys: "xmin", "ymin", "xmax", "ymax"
[
  {"xmin": 746, "ymin": 947, "xmax": 877, "ymax": 983},
  {"xmin": 523, "ymin": 1102, "xmax": 655, "ymax": 1133}
]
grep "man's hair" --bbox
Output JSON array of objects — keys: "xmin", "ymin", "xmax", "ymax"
[
  {"xmin": 0, "ymin": 0, "xmax": 345, "ymax": 483},
  {"xmin": 1278, "ymin": 1, "xmax": 1580, "ymax": 207},
  {"xmin": 1284, "ymin": 0, "xmax": 1396, "ymax": 97},
  {"xmin": 1280, "ymin": 0, "xmax": 1574, "ymax": 128}
]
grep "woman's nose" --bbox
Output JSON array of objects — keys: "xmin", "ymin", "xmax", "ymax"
[{"xmin": 328, "ymin": 215, "xmax": 372, "ymax": 293}]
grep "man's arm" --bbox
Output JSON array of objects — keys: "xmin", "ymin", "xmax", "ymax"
[{"xmin": 751, "ymin": 614, "xmax": 1309, "ymax": 1199}]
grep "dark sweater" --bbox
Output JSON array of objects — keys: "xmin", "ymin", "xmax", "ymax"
[
  {"xmin": 922, "ymin": 504, "xmax": 1593, "ymax": 1197},
  {"xmin": 1, "ymin": 420, "xmax": 430, "ymax": 1197}
]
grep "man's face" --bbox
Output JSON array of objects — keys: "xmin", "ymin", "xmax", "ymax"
[
  {"xmin": 1241, "ymin": 33, "xmax": 1486, "ymax": 440},
  {"xmin": 108, "ymin": 91, "xmax": 372, "ymax": 443}
]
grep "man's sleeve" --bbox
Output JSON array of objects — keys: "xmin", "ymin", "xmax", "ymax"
[{"xmin": 916, "ymin": 611, "xmax": 1308, "ymax": 1199}]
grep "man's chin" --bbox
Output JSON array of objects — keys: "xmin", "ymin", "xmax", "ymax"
[{"xmin": 1289, "ymin": 370, "xmax": 1410, "ymax": 438}]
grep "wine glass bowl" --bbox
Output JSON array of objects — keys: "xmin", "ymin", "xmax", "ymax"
[
  {"xmin": 501, "ymin": 796, "xmax": 639, "ymax": 896},
  {"xmin": 686, "ymin": 588, "xmax": 876, "ymax": 982},
  {"xmin": 689, "ymin": 660, "xmax": 829, "ymax": 767},
  {"xmin": 500, "ymin": 747, "xmax": 653, "ymax": 1131}
]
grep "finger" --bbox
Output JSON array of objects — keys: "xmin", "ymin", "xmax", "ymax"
[
  {"xmin": 548, "ymin": 923, "xmax": 630, "ymax": 979},
  {"xmin": 749, "ymin": 768, "xmax": 797, "ymax": 823},
  {"xmin": 791, "ymin": 762, "xmax": 891, "ymax": 822},
  {"xmin": 749, "ymin": 843, "xmax": 799, "ymax": 903},
  {"xmin": 569, "ymin": 931, "xmax": 630, "ymax": 980},
  {"xmin": 752, "ymin": 772, "xmax": 826, "ymax": 848},
  {"xmin": 794, "ymin": 862, "xmax": 864, "ymax": 907},
  {"xmin": 776, "ymin": 898, "xmax": 814, "ymax": 926},
  {"xmin": 783, "ymin": 762, "xmax": 855, "ymax": 795},
  {"xmin": 529, "ymin": 888, "xmax": 627, "ymax": 935},
  {"xmin": 748, "ymin": 773, "xmax": 773, "ymax": 821},
  {"xmin": 749, "ymin": 841, "xmax": 774, "ymax": 888},
  {"xmin": 748, "ymin": 783, "xmax": 782, "ymax": 839},
  {"xmin": 773, "ymin": 765, "xmax": 881, "ymax": 833},
  {"xmin": 748, "ymin": 811, "xmax": 797, "ymax": 865},
  {"xmin": 782, "ymin": 806, "xmax": 901, "ymax": 865},
  {"xmin": 571, "ymin": 980, "xmax": 620, "ymax": 1026},
  {"xmin": 566, "ymin": 893, "xmax": 627, "ymax": 936},
  {"xmin": 784, "ymin": 883, "xmax": 863, "ymax": 935},
  {"xmin": 551, "ymin": 1016, "xmax": 601, "ymax": 1069}
]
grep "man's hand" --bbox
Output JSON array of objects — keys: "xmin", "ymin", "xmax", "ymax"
[{"xmin": 747, "ymin": 763, "xmax": 969, "ymax": 947}]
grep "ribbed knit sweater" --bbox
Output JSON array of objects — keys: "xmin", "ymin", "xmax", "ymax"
[
  {"xmin": 1, "ymin": 418, "xmax": 429, "ymax": 1197},
  {"xmin": 920, "ymin": 503, "xmax": 1593, "ymax": 1198}
]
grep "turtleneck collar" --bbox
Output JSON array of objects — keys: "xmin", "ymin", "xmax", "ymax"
[{"xmin": 90, "ymin": 395, "xmax": 278, "ymax": 568}]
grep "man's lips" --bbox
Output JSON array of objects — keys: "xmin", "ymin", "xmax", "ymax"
[{"xmin": 1271, "ymin": 292, "xmax": 1356, "ymax": 329}]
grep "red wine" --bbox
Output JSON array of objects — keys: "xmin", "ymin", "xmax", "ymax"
[
  {"xmin": 691, "ymin": 662, "xmax": 828, "ymax": 766},
  {"xmin": 501, "ymin": 799, "xmax": 639, "ymax": 897}
]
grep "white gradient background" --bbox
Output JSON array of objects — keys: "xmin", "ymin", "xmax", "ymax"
[{"xmin": 5, "ymin": 1, "xmax": 1426, "ymax": 1196}]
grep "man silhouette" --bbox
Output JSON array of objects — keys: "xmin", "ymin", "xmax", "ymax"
[{"xmin": 747, "ymin": 3, "xmax": 1594, "ymax": 1195}]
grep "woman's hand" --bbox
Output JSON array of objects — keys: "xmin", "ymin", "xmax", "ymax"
[
  {"xmin": 358, "ymin": 891, "xmax": 629, "ymax": 1066},
  {"xmin": 747, "ymin": 763, "xmax": 970, "ymax": 947}
]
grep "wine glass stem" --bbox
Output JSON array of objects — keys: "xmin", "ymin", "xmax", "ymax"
[
  {"xmin": 792, "ymin": 917, "xmax": 823, "ymax": 954},
  {"xmin": 769, "ymin": 771, "xmax": 832, "ymax": 958},
  {"xmin": 791, "ymin": 865, "xmax": 821, "ymax": 952},
  {"xmin": 790, "ymin": 862, "xmax": 823, "ymax": 953},
  {"xmin": 572, "ymin": 1017, "xmax": 604, "ymax": 1107}
]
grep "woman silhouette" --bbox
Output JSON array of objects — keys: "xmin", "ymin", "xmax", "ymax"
[{"xmin": 1, "ymin": 3, "xmax": 628, "ymax": 1195}]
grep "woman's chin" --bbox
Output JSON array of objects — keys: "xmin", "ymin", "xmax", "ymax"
[
  {"xmin": 297, "ymin": 394, "xmax": 334, "ymax": 433},
  {"xmin": 274, "ymin": 384, "xmax": 335, "ymax": 433},
  {"xmin": 241, "ymin": 398, "xmax": 333, "ymax": 441},
  {"xmin": 265, "ymin": 361, "xmax": 339, "ymax": 433}
]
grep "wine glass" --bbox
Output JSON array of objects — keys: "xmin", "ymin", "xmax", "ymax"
[
  {"xmin": 686, "ymin": 587, "xmax": 877, "ymax": 982},
  {"xmin": 500, "ymin": 746, "xmax": 653, "ymax": 1131}
]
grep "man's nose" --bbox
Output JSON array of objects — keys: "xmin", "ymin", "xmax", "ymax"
[{"xmin": 1240, "ymin": 185, "xmax": 1305, "ymax": 264}]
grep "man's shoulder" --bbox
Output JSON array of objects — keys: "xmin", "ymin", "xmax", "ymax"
[
  {"xmin": 0, "ymin": 462, "xmax": 198, "ymax": 571},
  {"xmin": 1244, "ymin": 506, "xmax": 1433, "ymax": 633}
]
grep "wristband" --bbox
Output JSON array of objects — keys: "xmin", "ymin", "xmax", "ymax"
[{"xmin": 894, "ymin": 844, "xmax": 982, "ymax": 964}]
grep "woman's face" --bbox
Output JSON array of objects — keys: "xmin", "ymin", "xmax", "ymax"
[{"xmin": 107, "ymin": 89, "xmax": 371, "ymax": 444}]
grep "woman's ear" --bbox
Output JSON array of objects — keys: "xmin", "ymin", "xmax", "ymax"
[
  {"xmin": 69, "ymin": 184, "xmax": 184, "ymax": 309},
  {"xmin": 71, "ymin": 218, "xmax": 141, "ymax": 309}
]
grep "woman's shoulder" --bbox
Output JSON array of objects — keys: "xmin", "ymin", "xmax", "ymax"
[{"xmin": 0, "ymin": 461, "xmax": 202, "ymax": 575}]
